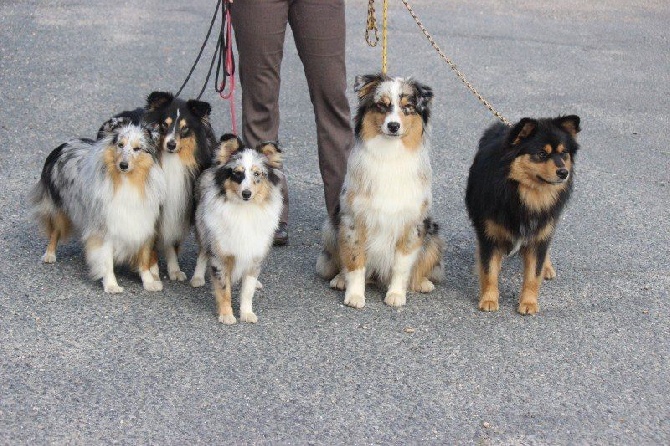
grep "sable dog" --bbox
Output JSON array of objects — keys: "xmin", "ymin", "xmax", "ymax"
[
  {"xmin": 191, "ymin": 135, "xmax": 283, "ymax": 324},
  {"xmin": 32, "ymin": 119, "xmax": 166, "ymax": 292},
  {"xmin": 465, "ymin": 115, "xmax": 581, "ymax": 314},
  {"xmin": 316, "ymin": 74, "xmax": 444, "ymax": 309}
]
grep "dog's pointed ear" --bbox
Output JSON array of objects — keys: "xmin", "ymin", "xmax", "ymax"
[
  {"xmin": 215, "ymin": 133, "xmax": 243, "ymax": 165},
  {"xmin": 146, "ymin": 91, "xmax": 174, "ymax": 111},
  {"xmin": 97, "ymin": 116, "xmax": 133, "ymax": 140},
  {"xmin": 187, "ymin": 99, "xmax": 212, "ymax": 121},
  {"xmin": 412, "ymin": 80, "xmax": 433, "ymax": 122},
  {"xmin": 508, "ymin": 117, "xmax": 538, "ymax": 146},
  {"xmin": 554, "ymin": 115, "xmax": 581, "ymax": 138},
  {"xmin": 354, "ymin": 73, "xmax": 385, "ymax": 99},
  {"xmin": 256, "ymin": 141, "xmax": 283, "ymax": 170}
]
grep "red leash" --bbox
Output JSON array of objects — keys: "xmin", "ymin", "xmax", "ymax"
[{"xmin": 218, "ymin": 1, "xmax": 238, "ymax": 135}]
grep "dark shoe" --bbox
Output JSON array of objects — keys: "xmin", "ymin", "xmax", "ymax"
[{"xmin": 273, "ymin": 222, "xmax": 289, "ymax": 246}]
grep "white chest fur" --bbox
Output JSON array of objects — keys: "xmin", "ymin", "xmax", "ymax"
[
  {"xmin": 159, "ymin": 153, "xmax": 193, "ymax": 243},
  {"xmin": 107, "ymin": 178, "xmax": 160, "ymax": 258},
  {"xmin": 204, "ymin": 189, "xmax": 282, "ymax": 282}
]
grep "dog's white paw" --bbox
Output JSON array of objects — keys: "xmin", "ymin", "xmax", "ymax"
[
  {"xmin": 190, "ymin": 276, "xmax": 206, "ymax": 288},
  {"xmin": 344, "ymin": 292, "xmax": 365, "ymax": 309},
  {"xmin": 384, "ymin": 291, "xmax": 406, "ymax": 308},
  {"xmin": 414, "ymin": 278, "xmax": 435, "ymax": 293},
  {"xmin": 329, "ymin": 273, "xmax": 346, "ymax": 290},
  {"xmin": 143, "ymin": 280, "xmax": 163, "ymax": 292},
  {"xmin": 218, "ymin": 314, "xmax": 237, "ymax": 325},
  {"xmin": 169, "ymin": 270, "xmax": 187, "ymax": 281},
  {"xmin": 255, "ymin": 280, "xmax": 263, "ymax": 290},
  {"xmin": 104, "ymin": 284, "xmax": 124, "ymax": 294},
  {"xmin": 239, "ymin": 312, "xmax": 258, "ymax": 323},
  {"xmin": 41, "ymin": 252, "xmax": 57, "ymax": 263}
]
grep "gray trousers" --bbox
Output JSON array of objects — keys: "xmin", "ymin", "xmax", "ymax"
[{"xmin": 231, "ymin": 0, "xmax": 353, "ymax": 223}]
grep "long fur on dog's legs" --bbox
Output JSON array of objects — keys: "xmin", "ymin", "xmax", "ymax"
[
  {"xmin": 239, "ymin": 265, "xmax": 261, "ymax": 323},
  {"xmin": 165, "ymin": 243, "xmax": 186, "ymax": 281},
  {"xmin": 137, "ymin": 242, "xmax": 163, "ymax": 292},
  {"xmin": 212, "ymin": 257, "xmax": 236, "ymax": 324},
  {"xmin": 340, "ymin": 215, "xmax": 366, "ymax": 309},
  {"xmin": 86, "ymin": 236, "xmax": 123, "ymax": 294},
  {"xmin": 385, "ymin": 248, "xmax": 420, "ymax": 308},
  {"xmin": 190, "ymin": 248, "xmax": 208, "ymax": 288}
]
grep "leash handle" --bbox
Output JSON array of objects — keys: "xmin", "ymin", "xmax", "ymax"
[{"xmin": 215, "ymin": 1, "xmax": 238, "ymax": 135}]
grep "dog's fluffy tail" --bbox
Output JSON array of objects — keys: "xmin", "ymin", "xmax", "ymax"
[{"xmin": 316, "ymin": 219, "xmax": 340, "ymax": 280}]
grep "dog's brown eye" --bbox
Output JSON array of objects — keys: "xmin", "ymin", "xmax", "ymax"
[
  {"xmin": 117, "ymin": 142, "xmax": 124, "ymax": 149},
  {"xmin": 403, "ymin": 105, "xmax": 415, "ymax": 114},
  {"xmin": 133, "ymin": 147, "xmax": 141, "ymax": 152},
  {"xmin": 180, "ymin": 128, "xmax": 191, "ymax": 138},
  {"xmin": 538, "ymin": 151, "xmax": 548, "ymax": 160}
]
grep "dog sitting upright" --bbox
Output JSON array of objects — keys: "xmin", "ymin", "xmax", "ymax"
[
  {"xmin": 191, "ymin": 134, "xmax": 283, "ymax": 324},
  {"xmin": 32, "ymin": 118, "xmax": 166, "ymax": 293},
  {"xmin": 142, "ymin": 91, "xmax": 216, "ymax": 281},
  {"xmin": 465, "ymin": 115, "xmax": 581, "ymax": 314},
  {"xmin": 316, "ymin": 74, "xmax": 444, "ymax": 309}
]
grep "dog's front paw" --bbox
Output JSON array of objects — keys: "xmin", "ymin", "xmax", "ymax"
[
  {"xmin": 190, "ymin": 276, "xmax": 206, "ymax": 288},
  {"xmin": 169, "ymin": 270, "xmax": 187, "ymax": 281},
  {"xmin": 478, "ymin": 291, "xmax": 500, "ymax": 312},
  {"xmin": 255, "ymin": 280, "xmax": 263, "ymax": 290},
  {"xmin": 239, "ymin": 312, "xmax": 258, "ymax": 323},
  {"xmin": 518, "ymin": 301, "xmax": 539, "ymax": 315},
  {"xmin": 384, "ymin": 291, "xmax": 406, "ymax": 308},
  {"xmin": 218, "ymin": 314, "xmax": 237, "ymax": 325},
  {"xmin": 41, "ymin": 252, "xmax": 57, "ymax": 264},
  {"xmin": 542, "ymin": 263, "xmax": 557, "ymax": 280},
  {"xmin": 104, "ymin": 284, "xmax": 124, "ymax": 294},
  {"xmin": 329, "ymin": 273, "xmax": 346, "ymax": 290},
  {"xmin": 143, "ymin": 280, "xmax": 164, "ymax": 292},
  {"xmin": 344, "ymin": 292, "xmax": 365, "ymax": 309},
  {"xmin": 413, "ymin": 278, "xmax": 435, "ymax": 293}
]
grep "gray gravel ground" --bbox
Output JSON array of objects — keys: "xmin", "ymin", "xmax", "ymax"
[{"xmin": 1, "ymin": 0, "xmax": 668, "ymax": 444}]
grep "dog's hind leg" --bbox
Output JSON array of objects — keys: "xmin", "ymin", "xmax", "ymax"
[
  {"xmin": 41, "ymin": 211, "xmax": 71, "ymax": 264},
  {"xmin": 165, "ymin": 242, "xmax": 186, "ymax": 281},
  {"xmin": 410, "ymin": 230, "xmax": 445, "ymax": 293},
  {"xmin": 239, "ymin": 261, "xmax": 262, "ymax": 324}
]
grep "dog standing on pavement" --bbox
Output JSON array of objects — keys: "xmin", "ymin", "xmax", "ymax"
[
  {"xmin": 32, "ymin": 118, "xmax": 166, "ymax": 293},
  {"xmin": 142, "ymin": 91, "xmax": 216, "ymax": 281},
  {"xmin": 191, "ymin": 134, "xmax": 283, "ymax": 324},
  {"xmin": 316, "ymin": 74, "xmax": 444, "ymax": 309},
  {"xmin": 465, "ymin": 115, "xmax": 581, "ymax": 314}
]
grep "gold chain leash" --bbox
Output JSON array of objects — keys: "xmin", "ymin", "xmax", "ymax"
[
  {"xmin": 399, "ymin": 0, "xmax": 511, "ymax": 126},
  {"xmin": 365, "ymin": 0, "xmax": 379, "ymax": 47}
]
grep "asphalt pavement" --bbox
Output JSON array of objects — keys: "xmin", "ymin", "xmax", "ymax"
[{"xmin": 0, "ymin": 0, "xmax": 668, "ymax": 444}]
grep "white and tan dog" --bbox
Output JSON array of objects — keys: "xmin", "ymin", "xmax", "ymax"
[
  {"xmin": 191, "ymin": 135, "xmax": 283, "ymax": 324},
  {"xmin": 32, "ymin": 118, "xmax": 166, "ymax": 293},
  {"xmin": 317, "ymin": 74, "xmax": 443, "ymax": 308}
]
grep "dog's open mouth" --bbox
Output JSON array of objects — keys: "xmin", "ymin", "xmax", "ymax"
[{"xmin": 537, "ymin": 175, "xmax": 567, "ymax": 185}]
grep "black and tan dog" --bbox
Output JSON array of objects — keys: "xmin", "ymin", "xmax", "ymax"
[{"xmin": 465, "ymin": 115, "xmax": 581, "ymax": 314}]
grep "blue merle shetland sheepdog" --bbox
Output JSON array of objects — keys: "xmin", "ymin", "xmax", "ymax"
[
  {"xmin": 191, "ymin": 134, "xmax": 283, "ymax": 324},
  {"xmin": 142, "ymin": 91, "xmax": 216, "ymax": 281},
  {"xmin": 32, "ymin": 118, "xmax": 166, "ymax": 293},
  {"xmin": 316, "ymin": 74, "xmax": 444, "ymax": 309},
  {"xmin": 465, "ymin": 115, "xmax": 581, "ymax": 315}
]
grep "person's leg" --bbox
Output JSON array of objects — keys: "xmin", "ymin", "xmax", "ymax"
[
  {"xmin": 288, "ymin": 0, "xmax": 353, "ymax": 222},
  {"xmin": 231, "ymin": 0, "xmax": 290, "ymax": 234}
]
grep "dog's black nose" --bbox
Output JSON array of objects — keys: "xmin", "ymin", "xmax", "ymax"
[
  {"xmin": 242, "ymin": 190, "xmax": 252, "ymax": 200},
  {"xmin": 166, "ymin": 140, "xmax": 177, "ymax": 151},
  {"xmin": 119, "ymin": 161, "xmax": 129, "ymax": 171},
  {"xmin": 387, "ymin": 122, "xmax": 400, "ymax": 134},
  {"xmin": 556, "ymin": 168, "xmax": 569, "ymax": 179}
]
